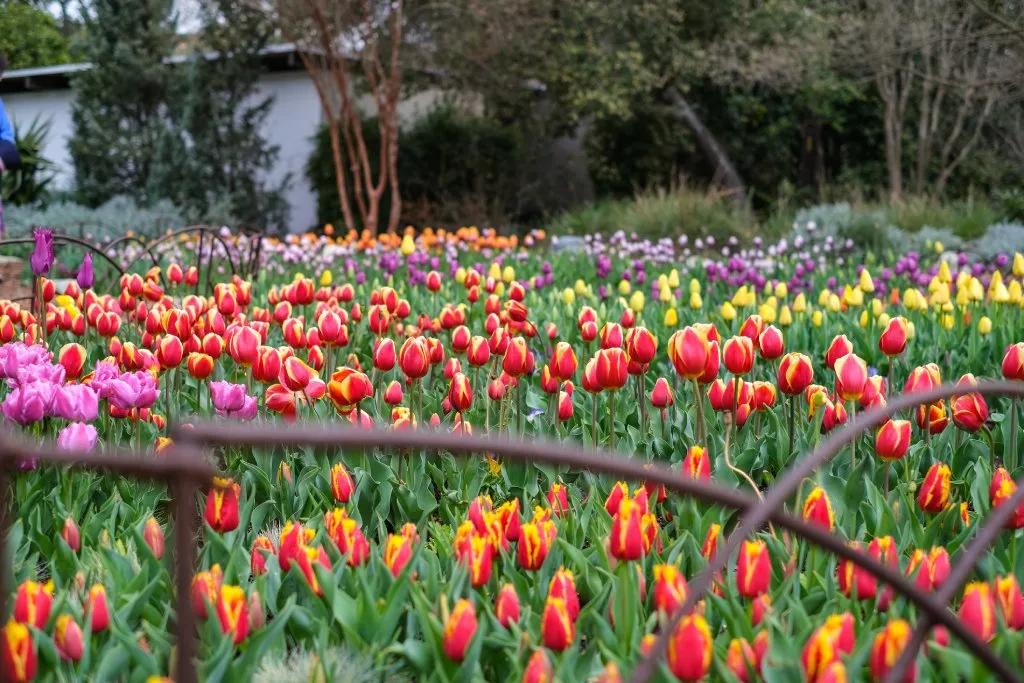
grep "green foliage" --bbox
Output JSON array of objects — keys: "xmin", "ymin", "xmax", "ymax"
[
  {"xmin": 546, "ymin": 185, "xmax": 754, "ymax": 240},
  {"xmin": 68, "ymin": 0, "xmax": 178, "ymax": 207},
  {"xmin": 0, "ymin": 2, "xmax": 69, "ymax": 70},
  {"xmin": 1, "ymin": 114, "xmax": 54, "ymax": 205},
  {"xmin": 307, "ymin": 106, "xmax": 526, "ymax": 229},
  {"xmin": 149, "ymin": 0, "xmax": 287, "ymax": 233},
  {"xmin": 2, "ymin": 195, "xmax": 187, "ymax": 240},
  {"xmin": 883, "ymin": 197, "xmax": 998, "ymax": 240}
]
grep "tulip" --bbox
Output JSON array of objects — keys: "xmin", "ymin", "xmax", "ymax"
[
  {"xmin": 251, "ymin": 536, "xmax": 275, "ymax": 576},
  {"xmin": 547, "ymin": 483, "xmax": 569, "ymax": 517},
  {"xmin": 878, "ymin": 317, "xmax": 908, "ymax": 357},
  {"xmin": 951, "ymin": 374, "xmax": 988, "ymax": 432},
  {"xmin": 669, "ymin": 326, "xmax": 712, "ymax": 380},
  {"xmin": 625, "ymin": 326, "xmax": 657, "ymax": 364},
  {"xmin": 727, "ymin": 637, "xmax": 758, "ymax": 683},
  {"xmin": 217, "ymin": 585, "xmax": 250, "ymax": 645},
  {"xmin": 495, "ymin": 583, "xmax": 520, "ymax": 628},
  {"xmin": 1, "ymin": 619, "xmax": 36, "ymax": 682},
  {"xmin": 653, "ymin": 564, "xmax": 688, "ymax": 617},
  {"xmin": 517, "ymin": 522, "xmax": 549, "ymax": 570},
  {"xmin": 833, "ymin": 353, "xmax": 867, "ymax": 401},
  {"xmin": 191, "ymin": 565, "xmax": 224, "ymax": 620},
  {"xmin": 204, "ymin": 477, "xmax": 241, "ymax": 533},
  {"xmin": 723, "ymin": 335, "xmax": 755, "ymax": 375},
  {"xmin": 604, "ymin": 482, "xmax": 629, "ymax": 516},
  {"xmin": 682, "ymin": 445, "xmax": 710, "ymax": 480},
  {"xmin": 541, "ymin": 596, "xmax": 575, "ymax": 651},
  {"xmin": 550, "ymin": 341, "xmax": 578, "ymax": 380},
  {"xmin": 398, "ymin": 337, "xmax": 430, "ymax": 379},
  {"xmin": 84, "ymin": 584, "xmax": 110, "ymax": 632},
  {"xmin": 915, "ymin": 401, "xmax": 948, "ymax": 435},
  {"xmin": 57, "ymin": 423, "xmax": 99, "ymax": 452},
  {"xmin": 997, "ymin": 575, "xmax": 1024, "ymax": 630},
  {"xmin": 443, "ymin": 599, "xmax": 477, "ymax": 662},
  {"xmin": 187, "ymin": 352, "xmax": 215, "ymax": 380},
  {"xmin": 702, "ymin": 523, "xmax": 721, "ymax": 560},
  {"xmin": 557, "ymin": 390, "xmax": 573, "ymax": 421},
  {"xmin": 802, "ymin": 615, "xmax": 853, "ymax": 682},
  {"xmin": 13, "ymin": 580, "xmax": 52, "ymax": 629},
  {"xmin": 54, "ymin": 614, "xmax": 84, "ymax": 661},
  {"xmin": 736, "ymin": 539, "xmax": 771, "ymax": 597},
  {"xmin": 548, "ymin": 568, "xmax": 580, "ymax": 620},
  {"xmin": 651, "ymin": 377, "xmax": 674, "ymax": 409},
  {"xmin": 595, "ymin": 347, "xmax": 628, "ymax": 390},
  {"xmin": 143, "ymin": 517, "xmax": 165, "ymax": 559},
  {"xmin": 860, "ymin": 375, "xmax": 886, "ymax": 410},
  {"xmin": 227, "ymin": 325, "xmax": 260, "ymax": 367},
  {"xmin": 802, "ymin": 486, "xmax": 835, "ymax": 532},
  {"xmin": 1003, "ymin": 342, "xmax": 1024, "ymax": 380},
  {"xmin": 758, "ymin": 325, "xmax": 784, "ymax": 360},
  {"xmin": 58, "ymin": 343, "xmax": 88, "ymax": 380},
  {"xmin": 457, "ymin": 532, "xmax": 493, "ymax": 587},
  {"xmin": 449, "ymin": 372, "xmax": 472, "ymax": 413},
  {"xmin": 917, "ymin": 463, "xmax": 951, "ymax": 513},
  {"xmin": 875, "ymin": 419, "xmax": 911, "ymax": 461},
  {"xmin": 869, "ymin": 619, "xmax": 916, "ymax": 682},
  {"xmin": 327, "ymin": 367, "xmax": 373, "ymax": 414},
  {"xmin": 495, "ymin": 499, "xmax": 522, "ymax": 542},
  {"xmin": 330, "ymin": 462, "xmax": 355, "ymax": 503},
  {"xmin": 62, "ymin": 517, "xmax": 81, "ymax": 552},
  {"xmin": 824, "ymin": 335, "xmax": 853, "ymax": 369},
  {"xmin": 609, "ymin": 497, "xmax": 644, "ymax": 561},
  {"xmin": 30, "ymin": 227, "xmax": 54, "ymax": 276},
  {"xmin": 904, "ymin": 363, "xmax": 942, "ymax": 394},
  {"xmin": 296, "ymin": 545, "xmax": 332, "ymax": 596},
  {"xmin": 280, "ymin": 521, "xmax": 314, "ymax": 574},
  {"xmin": 666, "ymin": 614, "xmax": 713, "ymax": 682},
  {"xmin": 523, "ymin": 649, "xmax": 552, "ymax": 683}
]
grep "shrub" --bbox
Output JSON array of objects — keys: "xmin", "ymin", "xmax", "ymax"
[
  {"xmin": 971, "ymin": 222, "xmax": 1024, "ymax": 262},
  {"xmin": 3, "ymin": 195, "xmax": 188, "ymax": 242},
  {"xmin": 307, "ymin": 106, "xmax": 526, "ymax": 229},
  {"xmin": 546, "ymin": 185, "xmax": 753, "ymax": 240},
  {"xmin": 2, "ymin": 116, "xmax": 56, "ymax": 206}
]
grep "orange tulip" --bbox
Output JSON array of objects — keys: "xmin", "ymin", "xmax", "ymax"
[
  {"xmin": 915, "ymin": 401, "xmax": 949, "ymax": 434},
  {"xmin": 187, "ymin": 352, "xmax": 215, "ymax": 380}
]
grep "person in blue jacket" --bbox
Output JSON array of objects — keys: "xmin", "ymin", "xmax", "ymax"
[{"xmin": 0, "ymin": 52, "xmax": 19, "ymax": 237}]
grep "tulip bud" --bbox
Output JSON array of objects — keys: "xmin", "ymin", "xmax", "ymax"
[
  {"xmin": 609, "ymin": 498, "xmax": 644, "ymax": 561},
  {"xmin": 917, "ymin": 463, "xmax": 951, "ymax": 513},
  {"xmin": 996, "ymin": 575, "xmax": 1024, "ymax": 630},
  {"xmin": 330, "ymin": 462, "xmax": 355, "ymax": 503},
  {"xmin": 54, "ymin": 614, "xmax": 84, "ymax": 661},
  {"xmin": 13, "ymin": 580, "xmax": 53, "ymax": 629},
  {"xmin": 517, "ymin": 522, "xmax": 549, "ymax": 571},
  {"xmin": 204, "ymin": 477, "xmax": 241, "ymax": 533},
  {"xmin": 723, "ymin": 335, "xmax": 755, "ymax": 376},
  {"xmin": 84, "ymin": 584, "xmax": 110, "ymax": 632},
  {"xmin": 62, "ymin": 516, "xmax": 81, "ymax": 552},
  {"xmin": 495, "ymin": 583, "xmax": 520, "ymax": 628},
  {"xmin": 666, "ymin": 614, "xmax": 713, "ymax": 681},
  {"xmin": 215, "ymin": 585, "xmax": 250, "ymax": 645},
  {"xmin": 143, "ymin": 517, "xmax": 165, "ymax": 560},
  {"xmin": 951, "ymin": 374, "xmax": 988, "ymax": 432},
  {"xmin": 651, "ymin": 377, "xmax": 674, "ymax": 408},
  {"xmin": 251, "ymin": 536, "xmax": 275, "ymax": 577},
  {"xmin": 727, "ymin": 637, "xmax": 758, "ymax": 683},
  {"xmin": 653, "ymin": 564, "xmax": 688, "ymax": 617},
  {"xmin": 802, "ymin": 486, "xmax": 835, "ymax": 532},
  {"xmin": 758, "ymin": 325, "xmax": 784, "ymax": 360},
  {"xmin": 523, "ymin": 649, "xmax": 552, "ymax": 683},
  {"xmin": 442, "ymin": 599, "xmax": 477, "ymax": 662},
  {"xmin": 547, "ymin": 483, "xmax": 569, "ymax": 517},
  {"xmin": 548, "ymin": 568, "xmax": 580, "ymax": 620},
  {"xmin": 1003, "ymin": 343, "xmax": 1024, "ymax": 381},
  {"xmin": 736, "ymin": 539, "xmax": 771, "ymax": 598},
  {"xmin": 869, "ymin": 619, "xmax": 916, "ymax": 682},
  {"xmin": 875, "ymin": 419, "xmax": 912, "ymax": 461},
  {"xmin": 541, "ymin": 596, "xmax": 575, "ymax": 651},
  {"xmin": 682, "ymin": 445, "xmax": 710, "ymax": 481},
  {"xmin": 2, "ymin": 619, "xmax": 37, "ymax": 682},
  {"xmin": 825, "ymin": 334, "xmax": 854, "ymax": 369}
]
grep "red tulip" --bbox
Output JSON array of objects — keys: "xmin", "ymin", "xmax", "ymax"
[
  {"xmin": 456, "ymin": 531, "xmax": 493, "ymax": 587},
  {"xmin": 802, "ymin": 486, "xmax": 835, "ymax": 532},
  {"xmin": 875, "ymin": 419, "xmax": 912, "ymax": 461},
  {"xmin": 1, "ymin": 619, "xmax": 37, "ymax": 682},
  {"xmin": 495, "ymin": 499, "xmax": 522, "ymax": 542},
  {"xmin": 651, "ymin": 377, "xmax": 674, "ymax": 408},
  {"xmin": 625, "ymin": 326, "xmax": 657, "ymax": 364},
  {"xmin": 951, "ymin": 374, "xmax": 988, "ymax": 432},
  {"xmin": 833, "ymin": 353, "xmax": 868, "ymax": 401},
  {"xmin": 192, "ymin": 564, "xmax": 224, "ymax": 618},
  {"xmin": 330, "ymin": 462, "xmax": 355, "ymax": 503},
  {"xmin": 216, "ymin": 585, "xmax": 250, "ymax": 645},
  {"xmin": 467, "ymin": 336, "xmax": 491, "ymax": 367},
  {"xmin": 251, "ymin": 536, "xmax": 275, "ymax": 576},
  {"xmin": 205, "ymin": 477, "xmax": 241, "ymax": 532},
  {"xmin": 188, "ymin": 352, "xmax": 215, "ymax": 380},
  {"xmin": 917, "ymin": 463, "xmax": 951, "ymax": 513},
  {"xmin": 449, "ymin": 372, "xmax": 473, "ymax": 413},
  {"xmin": 443, "ymin": 599, "xmax": 478, "ymax": 662},
  {"xmin": 143, "ymin": 517, "xmax": 165, "ymax": 559},
  {"xmin": 727, "ymin": 637, "xmax": 758, "ymax": 683},
  {"xmin": 61, "ymin": 517, "xmax": 80, "ymax": 552},
  {"xmin": 860, "ymin": 375, "xmax": 886, "ymax": 410},
  {"xmin": 1003, "ymin": 342, "xmax": 1024, "ymax": 380},
  {"xmin": 13, "ymin": 580, "xmax": 52, "ymax": 629},
  {"xmin": 683, "ymin": 445, "xmax": 711, "ymax": 481},
  {"xmin": 723, "ymin": 335, "xmax": 755, "ymax": 375},
  {"xmin": 758, "ymin": 325, "xmax": 784, "ymax": 360},
  {"xmin": 878, "ymin": 316, "xmax": 909, "ymax": 357},
  {"xmin": 557, "ymin": 390, "xmax": 573, "ymax": 421},
  {"xmin": 398, "ymin": 337, "xmax": 430, "ymax": 379},
  {"xmin": 595, "ymin": 347, "xmax": 628, "ymax": 390},
  {"xmin": 702, "ymin": 523, "xmax": 721, "ymax": 560},
  {"xmin": 541, "ymin": 596, "xmax": 575, "ymax": 651},
  {"xmin": 523, "ymin": 649, "xmax": 552, "ymax": 683},
  {"xmin": 669, "ymin": 325, "xmax": 713, "ymax": 380},
  {"xmin": 824, "ymin": 335, "xmax": 853, "ymax": 370},
  {"xmin": 906, "ymin": 547, "xmax": 950, "ymax": 592},
  {"xmin": 58, "ymin": 343, "xmax": 88, "ymax": 380},
  {"xmin": 653, "ymin": 563, "xmax": 688, "ymax": 617},
  {"xmin": 227, "ymin": 325, "xmax": 260, "ymax": 367},
  {"xmin": 84, "ymin": 584, "xmax": 110, "ymax": 632},
  {"xmin": 904, "ymin": 363, "xmax": 942, "ymax": 394},
  {"xmin": 996, "ymin": 575, "xmax": 1024, "ymax": 630},
  {"xmin": 609, "ymin": 498, "xmax": 644, "ymax": 561},
  {"xmin": 869, "ymin": 619, "xmax": 916, "ymax": 682},
  {"xmin": 517, "ymin": 522, "xmax": 549, "ymax": 570},
  {"xmin": 548, "ymin": 568, "xmax": 580, "ymax": 620},
  {"xmin": 666, "ymin": 614, "xmax": 713, "ymax": 681},
  {"xmin": 495, "ymin": 583, "xmax": 520, "ymax": 628},
  {"xmin": 54, "ymin": 614, "xmax": 84, "ymax": 662},
  {"xmin": 736, "ymin": 539, "xmax": 771, "ymax": 597},
  {"xmin": 296, "ymin": 545, "xmax": 332, "ymax": 596},
  {"xmin": 373, "ymin": 338, "xmax": 397, "ymax": 372}
]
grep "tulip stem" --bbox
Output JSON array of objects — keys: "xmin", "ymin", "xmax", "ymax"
[
  {"xmin": 609, "ymin": 391, "xmax": 616, "ymax": 450},
  {"xmin": 692, "ymin": 380, "xmax": 706, "ymax": 448},
  {"xmin": 1011, "ymin": 398, "xmax": 1018, "ymax": 472},
  {"xmin": 982, "ymin": 424, "xmax": 997, "ymax": 470},
  {"xmin": 883, "ymin": 462, "xmax": 890, "ymax": 497},
  {"xmin": 788, "ymin": 394, "xmax": 796, "ymax": 457},
  {"xmin": 849, "ymin": 401, "xmax": 857, "ymax": 469},
  {"xmin": 661, "ymin": 408, "xmax": 667, "ymax": 442},
  {"xmin": 592, "ymin": 394, "xmax": 598, "ymax": 448}
]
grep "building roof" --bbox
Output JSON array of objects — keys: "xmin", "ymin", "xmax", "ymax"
[{"xmin": 1, "ymin": 43, "xmax": 304, "ymax": 94}]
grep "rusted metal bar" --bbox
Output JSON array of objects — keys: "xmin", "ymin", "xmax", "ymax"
[
  {"xmin": 174, "ymin": 467, "xmax": 199, "ymax": 683},
  {"xmin": 883, "ymin": 472, "xmax": 1024, "ymax": 683},
  {"xmin": 173, "ymin": 421, "xmax": 1019, "ymax": 681},
  {"xmin": 638, "ymin": 380, "xmax": 1024, "ymax": 683}
]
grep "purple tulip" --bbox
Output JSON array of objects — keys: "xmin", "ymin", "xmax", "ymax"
[
  {"xmin": 2, "ymin": 382, "xmax": 55, "ymax": 425},
  {"xmin": 57, "ymin": 423, "xmax": 99, "ymax": 452},
  {"xmin": 30, "ymin": 227, "xmax": 55, "ymax": 276},
  {"xmin": 211, "ymin": 381, "xmax": 248, "ymax": 414},
  {"xmin": 77, "ymin": 253, "xmax": 94, "ymax": 290},
  {"xmin": 231, "ymin": 395, "xmax": 258, "ymax": 421},
  {"xmin": 108, "ymin": 371, "xmax": 160, "ymax": 411},
  {"xmin": 52, "ymin": 384, "xmax": 99, "ymax": 422},
  {"xmin": 0, "ymin": 343, "xmax": 53, "ymax": 382}
]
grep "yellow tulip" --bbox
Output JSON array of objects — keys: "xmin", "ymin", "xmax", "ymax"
[
  {"xmin": 779, "ymin": 305, "xmax": 793, "ymax": 327},
  {"xmin": 1010, "ymin": 280, "xmax": 1022, "ymax": 304},
  {"xmin": 817, "ymin": 289, "xmax": 832, "ymax": 307},
  {"xmin": 902, "ymin": 288, "xmax": 918, "ymax": 310},
  {"xmin": 969, "ymin": 278, "xmax": 984, "ymax": 301},
  {"xmin": 827, "ymin": 294, "xmax": 841, "ymax": 313},
  {"xmin": 1015, "ymin": 252, "xmax": 1024, "ymax": 278},
  {"xmin": 979, "ymin": 316, "xmax": 993, "ymax": 335},
  {"xmin": 688, "ymin": 278, "xmax": 701, "ymax": 295},
  {"xmin": 502, "ymin": 266, "xmax": 515, "ymax": 283},
  {"xmin": 574, "ymin": 279, "xmax": 588, "ymax": 296},
  {"xmin": 938, "ymin": 260, "xmax": 952, "ymax": 283},
  {"xmin": 668, "ymin": 269, "xmax": 680, "ymax": 288},
  {"xmin": 721, "ymin": 301, "xmax": 737, "ymax": 321},
  {"xmin": 941, "ymin": 314, "xmax": 954, "ymax": 330},
  {"xmin": 494, "ymin": 282, "xmax": 505, "ymax": 297},
  {"xmin": 859, "ymin": 268, "xmax": 875, "ymax": 293},
  {"xmin": 731, "ymin": 286, "xmax": 749, "ymax": 308},
  {"xmin": 871, "ymin": 298, "xmax": 884, "ymax": 317},
  {"xmin": 320, "ymin": 270, "xmax": 333, "ymax": 287},
  {"xmin": 630, "ymin": 291, "xmax": 645, "ymax": 313},
  {"xmin": 774, "ymin": 282, "xmax": 788, "ymax": 299},
  {"xmin": 935, "ymin": 241, "xmax": 944, "ymax": 254},
  {"xmin": 664, "ymin": 307, "xmax": 679, "ymax": 327},
  {"xmin": 759, "ymin": 303, "xmax": 776, "ymax": 324},
  {"xmin": 955, "ymin": 287, "xmax": 971, "ymax": 307},
  {"xmin": 763, "ymin": 282, "xmax": 773, "ymax": 296},
  {"xmin": 660, "ymin": 286, "xmax": 673, "ymax": 303},
  {"xmin": 793, "ymin": 292, "xmax": 807, "ymax": 313},
  {"xmin": 690, "ymin": 291, "xmax": 703, "ymax": 309},
  {"xmin": 906, "ymin": 321, "xmax": 916, "ymax": 339},
  {"xmin": 859, "ymin": 310, "xmax": 869, "ymax": 328},
  {"xmin": 562, "ymin": 288, "xmax": 576, "ymax": 306},
  {"xmin": 812, "ymin": 310, "xmax": 824, "ymax": 327},
  {"xmin": 658, "ymin": 274, "xmax": 669, "ymax": 289},
  {"xmin": 878, "ymin": 312, "xmax": 891, "ymax": 328},
  {"xmin": 400, "ymin": 234, "xmax": 416, "ymax": 256},
  {"xmin": 618, "ymin": 279, "xmax": 632, "ymax": 296},
  {"xmin": 455, "ymin": 267, "xmax": 467, "ymax": 284},
  {"xmin": 992, "ymin": 281, "xmax": 1010, "ymax": 303},
  {"xmin": 488, "ymin": 262, "xmax": 502, "ymax": 280}
]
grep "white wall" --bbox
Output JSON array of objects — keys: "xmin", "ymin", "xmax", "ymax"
[{"xmin": 3, "ymin": 88, "xmax": 76, "ymax": 189}]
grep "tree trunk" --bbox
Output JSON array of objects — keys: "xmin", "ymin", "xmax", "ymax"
[
  {"xmin": 667, "ymin": 89, "xmax": 747, "ymax": 206},
  {"xmin": 883, "ymin": 97, "xmax": 903, "ymax": 203}
]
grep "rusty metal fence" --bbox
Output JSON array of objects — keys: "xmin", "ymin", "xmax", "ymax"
[{"xmin": 2, "ymin": 380, "xmax": 1024, "ymax": 681}]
